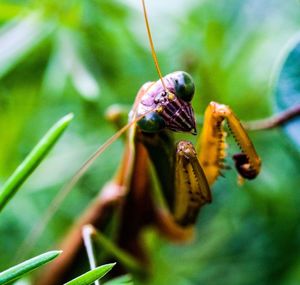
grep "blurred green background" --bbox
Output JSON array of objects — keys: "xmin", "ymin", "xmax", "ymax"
[{"xmin": 1, "ymin": 0, "xmax": 300, "ymax": 284}]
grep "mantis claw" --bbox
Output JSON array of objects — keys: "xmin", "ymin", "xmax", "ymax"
[
  {"xmin": 232, "ymin": 153, "xmax": 258, "ymax": 180},
  {"xmin": 198, "ymin": 102, "xmax": 261, "ymax": 184}
]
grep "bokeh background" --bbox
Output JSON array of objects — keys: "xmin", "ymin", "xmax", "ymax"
[{"xmin": 1, "ymin": 0, "xmax": 300, "ymax": 284}]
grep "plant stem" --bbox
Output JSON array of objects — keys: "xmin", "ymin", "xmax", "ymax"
[{"xmin": 244, "ymin": 105, "xmax": 300, "ymax": 131}]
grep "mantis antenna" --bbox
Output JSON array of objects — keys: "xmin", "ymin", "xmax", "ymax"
[{"xmin": 141, "ymin": 0, "xmax": 167, "ymax": 91}]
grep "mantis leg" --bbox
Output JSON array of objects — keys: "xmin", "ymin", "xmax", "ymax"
[
  {"xmin": 173, "ymin": 141, "xmax": 211, "ymax": 227},
  {"xmin": 38, "ymin": 85, "xmax": 156, "ymax": 285},
  {"xmin": 197, "ymin": 101, "xmax": 261, "ymax": 186},
  {"xmin": 141, "ymin": 133, "xmax": 211, "ymax": 231},
  {"xmin": 37, "ymin": 180, "xmax": 126, "ymax": 285},
  {"xmin": 38, "ymin": 120, "xmax": 146, "ymax": 284}
]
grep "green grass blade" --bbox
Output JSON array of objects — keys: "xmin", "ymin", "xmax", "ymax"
[
  {"xmin": 0, "ymin": 250, "xmax": 62, "ymax": 285},
  {"xmin": 0, "ymin": 13, "xmax": 54, "ymax": 77},
  {"xmin": 64, "ymin": 263, "xmax": 116, "ymax": 285},
  {"xmin": 0, "ymin": 113, "xmax": 74, "ymax": 212}
]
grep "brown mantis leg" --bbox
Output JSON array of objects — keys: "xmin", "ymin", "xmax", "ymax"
[
  {"xmin": 39, "ymin": 138, "xmax": 156, "ymax": 285},
  {"xmin": 38, "ymin": 85, "xmax": 157, "ymax": 285},
  {"xmin": 173, "ymin": 141, "xmax": 211, "ymax": 227},
  {"xmin": 197, "ymin": 101, "xmax": 261, "ymax": 186},
  {"xmin": 140, "ymin": 134, "xmax": 211, "ymax": 236},
  {"xmin": 37, "ymin": 181, "xmax": 126, "ymax": 285}
]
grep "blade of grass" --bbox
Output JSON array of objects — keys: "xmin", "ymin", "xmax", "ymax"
[
  {"xmin": 0, "ymin": 13, "xmax": 54, "ymax": 77},
  {"xmin": 0, "ymin": 113, "xmax": 74, "ymax": 212},
  {"xmin": 64, "ymin": 263, "xmax": 116, "ymax": 285},
  {"xmin": 0, "ymin": 250, "xmax": 62, "ymax": 285}
]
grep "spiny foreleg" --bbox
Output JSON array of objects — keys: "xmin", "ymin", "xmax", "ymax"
[{"xmin": 197, "ymin": 102, "xmax": 261, "ymax": 185}]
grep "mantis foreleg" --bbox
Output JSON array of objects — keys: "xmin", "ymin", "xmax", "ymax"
[{"xmin": 197, "ymin": 101, "xmax": 261, "ymax": 185}]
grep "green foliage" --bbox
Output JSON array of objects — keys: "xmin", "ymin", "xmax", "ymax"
[
  {"xmin": 0, "ymin": 0, "xmax": 300, "ymax": 285},
  {"xmin": 0, "ymin": 113, "xmax": 73, "ymax": 212},
  {"xmin": 0, "ymin": 251, "xmax": 61, "ymax": 284},
  {"xmin": 64, "ymin": 263, "xmax": 115, "ymax": 285}
]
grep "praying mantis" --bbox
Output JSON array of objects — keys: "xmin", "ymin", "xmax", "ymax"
[{"xmin": 38, "ymin": 0, "xmax": 261, "ymax": 284}]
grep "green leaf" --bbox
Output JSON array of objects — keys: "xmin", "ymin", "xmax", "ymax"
[
  {"xmin": 275, "ymin": 34, "xmax": 300, "ymax": 149},
  {"xmin": 0, "ymin": 13, "xmax": 54, "ymax": 77},
  {"xmin": 43, "ymin": 29, "xmax": 100, "ymax": 101},
  {"xmin": 0, "ymin": 113, "xmax": 74, "ymax": 212},
  {"xmin": 0, "ymin": 250, "xmax": 62, "ymax": 285},
  {"xmin": 64, "ymin": 263, "xmax": 116, "ymax": 285}
]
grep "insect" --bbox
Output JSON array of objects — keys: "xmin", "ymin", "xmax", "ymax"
[{"xmin": 38, "ymin": 0, "xmax": 261, "ymax": 284}]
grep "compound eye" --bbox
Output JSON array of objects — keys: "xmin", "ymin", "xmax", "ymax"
[
  {"xmin": 174, "ymin": 72, "xmax": 195, "ymax": 102},
  {"xmin": 138, "ymin": 112, "xmax": 166, "ymax": 133}
]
